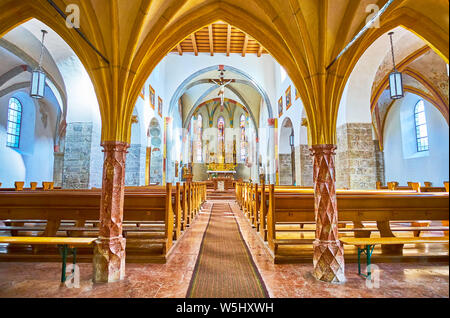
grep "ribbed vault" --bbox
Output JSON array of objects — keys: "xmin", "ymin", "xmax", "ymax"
[{"xmin": 0, "ymin": 0, "xmax": 447, "ymax": 145}]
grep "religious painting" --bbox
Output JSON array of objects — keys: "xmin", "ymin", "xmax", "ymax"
[
  {"xmin": 139, "ymin": 86, "xmax": 145, "ymax": 100},
  {"xmin": 295, "ymin": 87, "xmax": 300, "ymax": 100},
  {"xmin": 149, "ymin": 85, "xmax": 155, "ymax": 110},
  {"xmin": 217, "ymin": 116, "xmax": 225, "ymax": 162},
  {"xmin": 278, "ymin": 97, "xmax": 283, "ymax": 117},
  {"xmin": 158, "ymin": 96, "xmax": 163, "ymax": 117},
  {"xmin": 285, "ymin": 86, "xmax": 292, "ymax": 110}
]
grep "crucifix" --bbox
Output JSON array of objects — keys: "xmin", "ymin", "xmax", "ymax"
[{"xmin": 209, "ymin": 66, "xmax": 235, "ymax": 112}]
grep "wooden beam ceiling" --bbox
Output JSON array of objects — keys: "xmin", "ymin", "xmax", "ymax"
[
  {"xmin": 227, "ymin": 24, "xmax": 231, "ymax": 57},
  {"xmin": 208, "ymin": 24, "xmax": 214, "ymax": 56},
  {"xmin": 257, "ymin": 44, "xmax": 263, "ymax": 57},
  {"xmin": 176, "ymin": 44, "xmax": 183, "ymax": 56},
  {"xmin": 172, "ymin": 23, "xmax": 268, "ymax": 57},
  {"xmin": 191, "ymin": 34, "xmax": 198, "ymax": 56},
  {"xmin": 242, "ymin": 33, "xmax": 249, "ymax": 57}
]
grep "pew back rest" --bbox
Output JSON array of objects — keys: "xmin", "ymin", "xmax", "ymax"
[
  {"xmin": 271, "ymin": 192, "xmax": 449, "ymax": 223},
  {"xmin": 0, "ymin": 188, "xmax": 174, "ymax": 226}
]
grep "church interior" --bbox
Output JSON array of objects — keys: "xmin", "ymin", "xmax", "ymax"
[{"xmin": 0, "ymin": 0, "xmax": 448, "ymax": 299}]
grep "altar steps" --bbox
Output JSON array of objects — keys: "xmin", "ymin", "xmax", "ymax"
[{"xmin": 206, "ymin": 190, "xmax": 236, "ymax": 201}]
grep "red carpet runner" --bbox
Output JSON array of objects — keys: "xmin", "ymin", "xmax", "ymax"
[{"xmin": 187, "ymin": 202, "xmax": 269, "ymax": 298}]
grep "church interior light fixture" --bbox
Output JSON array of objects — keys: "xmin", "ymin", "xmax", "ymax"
[
  {"xmin": 388, "ymin": 31, "xmax": 404, "ymax": 100},
  {"xmin": 30, "ymin": 29, "xmax": 48, "ymax": 99}
]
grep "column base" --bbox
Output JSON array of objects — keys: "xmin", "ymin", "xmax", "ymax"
[
  {"xmin": 93, "ymin": 236, "xmax": 126, "ymax": 283},
  {"xmin": 313, "ymin": 239, "xmax": 346, "ymax": 283}
]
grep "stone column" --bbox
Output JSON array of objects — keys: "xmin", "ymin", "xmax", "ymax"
[
  {"xmin": 310, "ymin": 144, "xmax": 345, "ymax": 283},
  {"xmin": 93, "ymin": 141, "xmax": 129, "ymax": 283},
  {"xmin": 52, "ymin": 151, "xmax": 64, "ymax": 188}
]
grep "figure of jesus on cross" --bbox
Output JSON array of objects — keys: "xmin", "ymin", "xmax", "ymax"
[{"xmin": 211, "ymin": 66, "xmax": 234, "ymax": 112}]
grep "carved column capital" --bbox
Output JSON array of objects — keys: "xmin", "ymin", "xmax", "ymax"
[
  {"xmin": 310, "ymin": 144, "xmax": 345, "ymax": 283},
  {"xmin": 310, "ymin": 144, "xmax": 336, "ymax": 157}
]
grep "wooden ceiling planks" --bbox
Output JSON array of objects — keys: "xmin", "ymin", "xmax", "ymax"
[{"xmin": 171, "ymin": 23, "xmax": 268, "ymax": 57}]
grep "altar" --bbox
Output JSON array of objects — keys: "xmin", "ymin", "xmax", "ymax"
[{"xmin": 206, "ymin": 163, "xmax": 236, "ymax": 190}]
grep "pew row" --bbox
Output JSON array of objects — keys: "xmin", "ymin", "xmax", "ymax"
[
  {"xmin": 235, "ymin": 182, "xmax": 449, "ymax": 263},
  {"xmin": 376, "ymin": 181, "xmax": 448, "ymax": 192},
  {"xmin": 0, "ymin": 182, "xmax": 206, "ymax": 263}
]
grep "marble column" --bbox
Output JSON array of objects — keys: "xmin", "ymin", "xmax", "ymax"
[
  {"xmin": 93, "ymin": 141, "xmax": 129, "ymax": 283},
  {"xmin": 310, "ymin": 144, "xmax": 345, "ymax": 283}
]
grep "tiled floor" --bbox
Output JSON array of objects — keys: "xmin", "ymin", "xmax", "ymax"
[
  {"xmin": 0, "ymin": 199, "xmax": 448, "ymax": 298},
  {"xmin": 230, "ymin": 201, "xmax": 449, "ymax": 298}
]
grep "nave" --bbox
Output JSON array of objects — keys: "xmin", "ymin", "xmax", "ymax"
[
  {"xmin": 0, "ymin": 0, "xmax": 448, "ymax": 299},
  {"xmin": 0, "ymin": 191, "xmax": 447, "ymax": 298}
]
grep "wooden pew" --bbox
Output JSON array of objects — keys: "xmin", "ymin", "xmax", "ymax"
[
  {"xmin": 20, "ymin": 184, "xmax": 182, "ymax": 239},
  {"xmin": 238, "ymin": 184, "xmax": 448, "ymax": 261},
  {"xmin": 0, "ymin": 183, "xmax": 179, "ymax": 262},
  {"xmin": 0, "ymin": 181, "xmax": 206, "ymax": 249},
  {"xmin": 235, "ymin": 182, "xmax": 343, "ymax": 240},
  {"xmin": 24, "ymin": 181, "xmax": 206, "ymax": 233},
  {"xmin": 0, "ymin": 181, "xmax": 61, "ymax": 191},
  {"xmin": 375, "ymin": 181, "xmax": 448, "ymax": 231},
  {"xmin": 376, "ymin": 181, "xmax": 447, "ymax": 193},
  {"xmin": 119, "ymin": 183, "xmax": 194, "ymax": 237}
]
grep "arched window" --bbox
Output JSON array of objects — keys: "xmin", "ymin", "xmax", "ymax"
[
  {"xmin": 240, "ymin": 114, "xmax": 247, "ymax": 161},
  {"xmin": 6, "ymin": 97, "xmax": 22, "ymax": 148},
  {"xmin": 218, "ymin": 116, "xmax": 225, "ymax": 156},
  {"xmin": 414, "ymin": 100, "xmax": 429, "ymax": 152},
  {"xmin": 196, "ymin": 114, "xmax": 203, "ymax": 162}
]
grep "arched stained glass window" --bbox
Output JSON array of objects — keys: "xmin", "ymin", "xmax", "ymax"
[
  {"xmin": 196, "ymin": 114, "xmax": 203, "ymax": 162},
  {"xmin": 414, "ymin": 100, "xmax": 429, "ymax": 152},
  {"xmin": 240, "ymin": 114, "xmax": 247, "ymax": 162},
  {"xmin": 218, "ymin": 116, "xmax": 225, "ymax": 156},
  {"xmin": 6, "ymin": 97, "xmax": 22, "ymax": 148}
]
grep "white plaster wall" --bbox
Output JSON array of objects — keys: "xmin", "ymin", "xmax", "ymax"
[
  {"xmin": 0, "ymin": 91, "xmax": 55, "ymax": 188},
  {"xmin": 384, "ymin": 94, "xmax": 449, "ymax": 186},
  {"xmin": 129, "ymin": 60, "xmax": 167, "ymax": 183},
  {"xmin": 276, "ymin": 70, "xmax": 304, "ymax": 148},
  {"xmin": 156, "ymin": 53, "xmax": 279, "ymax": 183},
  {"xmin": 161, "ymin": 53, "xmax": 278, "ymax": 117},
  {"xmin": 337, "ymin": 27, "xmax": 422, "ymax": 127},
  {"xmin": 273, "ymin": 67, "xmax": 308, "ymax": 185},
  {"xmin": 0, "ymin": 92, "xmax": 26, "ymax": 187},
  {"xmin": 59, "ymin": 56, "xmax": 100, "ymax": 124}
]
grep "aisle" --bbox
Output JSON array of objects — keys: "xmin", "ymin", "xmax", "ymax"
[{"xmin": 187, "ymin": 202, "xmax": 269, "ymax": 298}]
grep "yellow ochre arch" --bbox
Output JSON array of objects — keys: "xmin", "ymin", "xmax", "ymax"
[{"xmin": 1, "ymin": 0, "xmax": 447, "ymax": 146}]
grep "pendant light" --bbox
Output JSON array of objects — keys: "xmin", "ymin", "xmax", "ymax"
[
  {"xmin": 388, "ymin": 31, "xmax": 404, "ymax": 100},
  {"xmin": 30, "ymin": 30, "xmax": 48, "ymax": 99}
]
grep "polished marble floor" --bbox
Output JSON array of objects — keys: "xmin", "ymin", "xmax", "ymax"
[{"xmin": 0, "ymin": 199, "xmax": 448, "ymax": 298}]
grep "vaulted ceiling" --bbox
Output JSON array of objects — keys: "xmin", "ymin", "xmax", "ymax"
[
  {"xmin": 0, "ymin": 0, "xmax": 447, "ymax": 144},
  {"xmin": 368, "ymin": 27, "xmax": 449, "ymax": 149},
  {"xmin": 178, "ymin": 67, "xmax": 264, "ymax": 129}
]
